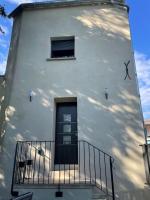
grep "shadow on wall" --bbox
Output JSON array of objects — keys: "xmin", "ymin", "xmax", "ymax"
[
  {"xmin": 0, "ymin": 86, "xmax": 145, "ymax": 197},
  {"xmin": 0, "ymin": 5, "xmax": 146, "ymax": 199},
  {"xmin": 0, "ymin": 77, "xmax": 6, "ymax": 142},
  {"xmin": 75, "ymin": 7, "xmax": 130, "ymax": 40}
]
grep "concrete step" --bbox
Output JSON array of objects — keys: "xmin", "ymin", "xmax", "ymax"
[
  {"xmin": 92, "ymin": 186, "xmax": 109, "ymax": 200},
  {"xmin": 92, "ymin": 194, "xmax": 108, "ymax": 199}
]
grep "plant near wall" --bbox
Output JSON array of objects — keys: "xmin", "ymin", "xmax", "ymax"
[{"xmin": 0, "ymin": 5, "xmax": 7, "ymax": 34}]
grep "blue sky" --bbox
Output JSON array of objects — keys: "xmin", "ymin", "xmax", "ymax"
[{"xmin": 0, "ymin": 0, "xmax": 150, "ymax": 119}]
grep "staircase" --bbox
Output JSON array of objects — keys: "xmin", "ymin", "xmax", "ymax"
[
  {"xmin": 11, "ymin": 140, "xmax": 115, "ymax": 200},
  {"xmin": 10, "ymin": 192, "xmax": 33, "ymax": 200}
]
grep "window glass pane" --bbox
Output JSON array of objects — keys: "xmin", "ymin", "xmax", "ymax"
[
  {"xmin": 63, "ymin": 114, "xmax": 71, "ymax": 122},
  {"xmin": 52, "ymin": 40, "xmax": 74, "ymax": 51},
  {"xmin": 63, "ymin": 124, "xmax": 71, "ymax": 133},
  {"xmin": 63, "ymin": 136, "xmax": 71, "ymax": 144},
  {"xmin": 56, "ymin": 123, "xmax": 77, "ymax": 133},
  {"xmin": 51, "ymin": 37, "xmax": 74, "ymax": 58}
]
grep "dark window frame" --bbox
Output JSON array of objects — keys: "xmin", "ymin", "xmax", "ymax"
[
  {"xmin": 54, "ymin": 101, "xmax": 78, "ymax": 165},
  {"xmin": 51, "ymin": 36, "xmax": 75, "ymax": 59}
]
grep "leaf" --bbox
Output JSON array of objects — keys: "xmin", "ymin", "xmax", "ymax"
[{"xmin": 0, "ymin": 5, "xmax": 7, "ymax": 17}]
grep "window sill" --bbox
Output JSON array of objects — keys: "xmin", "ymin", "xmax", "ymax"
[{"xmin": 46, "ymin": 57, "xmax": 76, "ymax": 61}]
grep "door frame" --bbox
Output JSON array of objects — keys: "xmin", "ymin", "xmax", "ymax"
[{"xmin": 52, "ymin": 97, "xmax": 78, "ymax": 170}]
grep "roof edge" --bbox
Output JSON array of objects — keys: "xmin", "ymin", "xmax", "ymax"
[{"xmin": 8, "ymin": 0, "xmax": 129, "ymax": 18}]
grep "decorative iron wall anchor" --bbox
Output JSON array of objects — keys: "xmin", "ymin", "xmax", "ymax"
[{"xmin": 124, "ymin": 60, "xmax": 131, "ymax": 80}]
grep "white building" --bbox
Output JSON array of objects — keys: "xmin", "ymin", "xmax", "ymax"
[
  {"xmin": 0, "ymin": 0, "xmax": 149, "ymax": 199},
  {"xmin": 144, "ymin": 120, "xmax": 150, "ymax": 144}
]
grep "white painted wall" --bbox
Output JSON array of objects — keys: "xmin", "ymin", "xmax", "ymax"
[{"xmin": 0, "ymin": 4, "xmax": 148, "ymax": 200}]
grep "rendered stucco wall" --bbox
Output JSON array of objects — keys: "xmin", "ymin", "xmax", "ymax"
[
  {"xmin": 0, "ymin": 14, "xmax": 22, "ymax": 139},
  {"xmin": 0, "ymin": 4, "xmax": 148, "ymax": 200},
  {"xmin": 0, "ymin": 77, "xmax": 6, "ymax": 134}
]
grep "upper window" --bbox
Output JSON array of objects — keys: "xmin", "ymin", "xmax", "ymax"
[{"xmin": 51, "ymin": 36, "xmax": 75, "ymax": 58}]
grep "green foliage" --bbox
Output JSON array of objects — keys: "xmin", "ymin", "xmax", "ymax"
[
  {"xmin": 0, "ymin": 5, "xmax": 7, "ymax": 34},
  {"xmin": 0, "ymin": 5, "xmax": 7, "ymax": 17}
]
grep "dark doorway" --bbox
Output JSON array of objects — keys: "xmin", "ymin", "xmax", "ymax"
[{"xmin": 54, "ymin": 102, "xmax": 78, "ymax": 164}]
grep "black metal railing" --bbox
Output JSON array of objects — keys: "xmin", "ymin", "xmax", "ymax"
[
  {"xmin": 104, "ymin": 0, "xmax": 125, "ymax": 5},
  {"xmin": 142, "ymin": 144, "xmax": 150, "ymax": 184},
  {"xmin": 11, "ymin": 140, "xmax": 115, "ymax": 199},
  {"xmin": 111, "ymin": 0, "xmax": 124, "ymax": 3}
]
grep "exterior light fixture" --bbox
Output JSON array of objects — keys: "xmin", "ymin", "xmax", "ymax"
[
  {"xmin": 104, "ymin": 88, "xmax": 108, "ymax": 100},
  {"xmin": 29, "ymin": 90, "xmax": 34, "ymax": 102}
]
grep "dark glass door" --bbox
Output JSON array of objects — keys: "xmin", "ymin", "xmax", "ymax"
[{"xmin": 54, "ymin": 102, "xmax": 78, "ymax": 164}]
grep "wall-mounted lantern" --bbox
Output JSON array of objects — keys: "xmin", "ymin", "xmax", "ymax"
[
  {"xmin": 104, "ymin": 88, "xmax": 108, "ymax": 100},
  {"xmin": 29, "ymin": 90, "xmax": 34, "ymax": 102}
]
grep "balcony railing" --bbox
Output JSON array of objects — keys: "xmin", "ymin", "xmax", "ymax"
[{"xmin": 11, "ymin": 140, "xmax": 115, "ymax": 199}]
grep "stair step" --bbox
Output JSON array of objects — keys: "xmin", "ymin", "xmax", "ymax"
[
  {"xmin": 92, "ymin": 198, "xmax": 107, "ymax": 200},
  {"xmin": 92, "ymin": 194, "xmax": 108, "ymax": 199}
]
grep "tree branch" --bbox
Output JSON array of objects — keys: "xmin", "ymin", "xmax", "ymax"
[
  {"xmin": 0, "ymin": 5, "xmax": 7, "ymax": 17},
  {"xmin": 0, "ymin": 5, "xmax": 7, "ymax": 34}
]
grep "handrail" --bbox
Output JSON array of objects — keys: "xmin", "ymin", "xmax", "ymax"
[
  {"xmin": 11, "ymin": 140, "xmax": 115, "ymax": 199},
  {"xmin": 17, "ymin": 140, "xmax": 114, "ymax": 160},
  {"xmin": 141, "ymin": 144, "xmax": 150, "ymax": 184},
  {"xmin": 81, "ymin": 140, "xmax": 114, "ymax": 160}
]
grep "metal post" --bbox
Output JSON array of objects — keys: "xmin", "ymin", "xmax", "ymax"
[
  {"xmin": 11, "ymin": 142, "xmax": 19, "ymax": 196},
  {"xmin": 145, "ymin": 144, "xmax": 150, "ymax": 183},
  {"xmin": 110, "ymin": 157, "xmax": 115, "ymax": 200}
]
